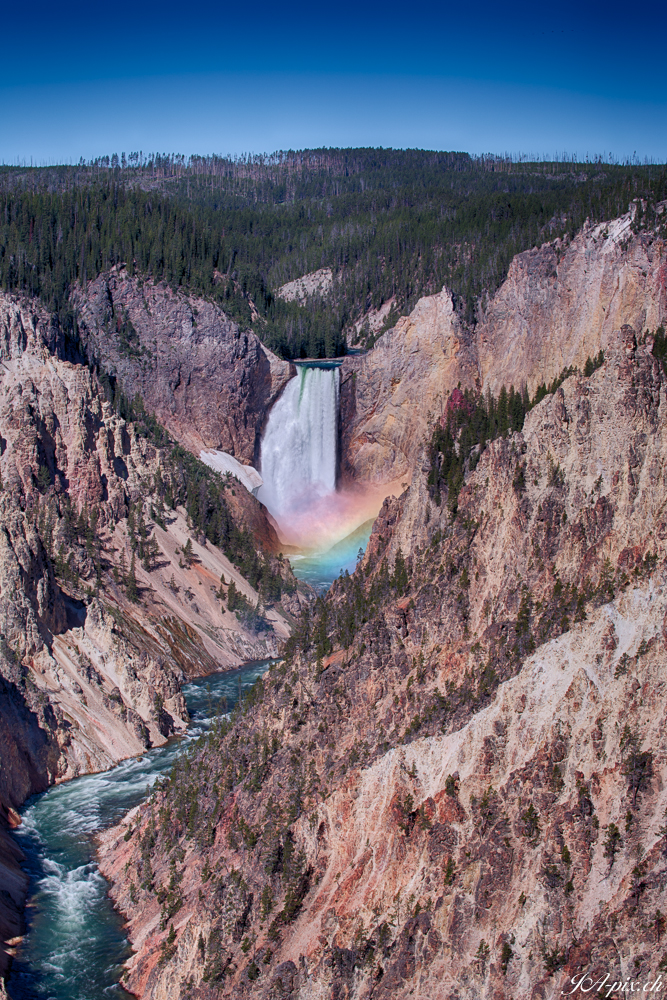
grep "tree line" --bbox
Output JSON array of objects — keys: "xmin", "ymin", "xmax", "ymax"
[{"xmin": 1, "ymin": 150, "xmax": 666, "ymax": 358}]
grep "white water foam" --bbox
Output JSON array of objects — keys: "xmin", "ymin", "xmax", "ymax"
[
  {"xmin": 257, "ymin": 362, "xmax": 394, "ymax": 584},
  {"xmin": 9, "ymin": 664, "xmax": 272, "ymax": 1000},
  {"xmin": 258, "ymin": 364, "xmax": 339, "ymax": 522}
]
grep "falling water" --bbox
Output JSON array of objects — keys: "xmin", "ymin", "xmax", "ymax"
[
  {"xmin": 258, "ymin": 362, "xmax": 383, "ymax": 590},
  {"xmin": 258, "ymin": 363, "xmax": 340, "ymax": 520}
]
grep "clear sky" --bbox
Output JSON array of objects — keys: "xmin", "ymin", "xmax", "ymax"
[{"xmin": 2, "ymin": 0, "xmax": 665, "ymax": 163}]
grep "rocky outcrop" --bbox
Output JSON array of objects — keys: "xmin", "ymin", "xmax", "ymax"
[
  {"xmin": 477, "ymin": 214, "xmax": 667, "ymax": 396},
  {"xmin": 340, "ymin": 216, "xmax": 667, "ymax": 485},
  {"xmin": 276, "ymin": 268, "xmax": 333, "ymax": 304},
  {"xmin": 347, "ymin": 296, "xmax": 397, "ymax": 348},
  {"xmin": 98, "ymin": 331, "xmax": 667, "ymax": 999},
  {"xmin": 340, "ymin": 288, "xmax": 477, "ymax": 483},
  {"xmin": 72, "ymin": 270, "xmax": 293, "ymax": 463}
]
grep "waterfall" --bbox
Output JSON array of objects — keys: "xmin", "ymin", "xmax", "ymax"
[
  {"xmin": 258, "ymin": 364, "xmax": 340, "ymax": 521},
  {"xmin": 258, "ymin": 361, "xmax": 385, "ymax": 587}
]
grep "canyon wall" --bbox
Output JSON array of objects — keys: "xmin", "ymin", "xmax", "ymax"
[
  {"xmin": 477, "ymin": 214, "xmax": 667, "ymax": 396},
  {"xmin": 339, "ymin": 288, "xmax": 477, "ymax": 484},
  {"xmin": 5, "ymin": 212, "xmax": 667, "ymax": 996},
  {"xmin": 0, "ymin": 290, "xmax": 291, "ymax": 769},
  {"xmin": 99, "ymin": 327, "xmax": 667, "ymax": 998},
  {"xmin": 340, "ymin": 216, "xmax": 667, "ymax": 484},
  {"xmin": 73, "ymin": 270, "xmax": 294, "ymax": 464}
]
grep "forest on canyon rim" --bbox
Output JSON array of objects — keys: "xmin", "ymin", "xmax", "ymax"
[
  {"xmin": 1, "ymin": 148, "xmax": 667, "ymax": 1000},
  {"xmin": 1, "ymin": 149, "xmax": 666, "ymax": 357}
]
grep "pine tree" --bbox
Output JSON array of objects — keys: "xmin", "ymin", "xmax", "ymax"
[
  {"xmin": 392, "ymin": 549, "xmax": 409, "ymax": 595},
  {"xmin": 126, "ymin": 553, "xmax": 139, "ymax": 602}
]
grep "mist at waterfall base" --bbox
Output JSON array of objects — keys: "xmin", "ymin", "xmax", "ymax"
[
  {"xmin": 7, "ymin": 662, "xmax": 271, "ymax": 1000},
  {"xmin": 258, "ymin": 363, "xmax": 381, "ymax": 591}
]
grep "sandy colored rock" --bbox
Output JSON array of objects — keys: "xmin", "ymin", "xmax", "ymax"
[
  {"xmin": 340, "ymin": 214, "xmax": 667, "ymax": 486},
  {"xmin": 276, "ymin": 268, "xmax": 333, "ymax": 304},
  {"xmin": 0, "ymin": 288, "xmax": 296, "ymax": 985},
  {"xmin": 340, "ymin": 287, "xmax": 477, "ymax": 483},
  {"xmin": 99, "ymin": 330, "xmax": 667, "ymax": 1000},
  {"xmin": 477, "ymin": 214, "xmax": 667, "ymax": 396},
  {"xmin": 8, "ymin": 215, "xmax": 667, "ymax": 997}
]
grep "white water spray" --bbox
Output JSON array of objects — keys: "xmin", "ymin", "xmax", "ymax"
[{"xmin": 258, "ymin": 364, "xmax": 340, "ymax": 519}]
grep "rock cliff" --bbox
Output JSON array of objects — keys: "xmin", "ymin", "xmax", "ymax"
[
  {"xmin": 340, "ymin": 215, "xmax": 667, "ymax": 484},
  {"xmin": 476, "ymin": 215, "xmax": 667, "ymax": 397},
  {"xmin": 72, "ymin": 270, "xmax": 293, "ymax": 464},
  {"xmin": 339, "ymin": 289, "xmax": 477, "ymax": 484},
  {"xmin": 98, "ymin": 325, "xmax": 667, "ymax": 998}
]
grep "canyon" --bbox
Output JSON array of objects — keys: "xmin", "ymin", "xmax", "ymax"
[
  {"xmin": 341, "ymin": 213, "xmax": 667, "ymax": 484},
  {"xmin": 1, "ymin": 206, "xmax": 667, "ymax": 999},
  {"xmin": 92, "ymin": 219, "xmax": 667, "ymax": 999},
  {"xmin": 96, "ymin": 322, "xmax": 667, "ymax": 999}
]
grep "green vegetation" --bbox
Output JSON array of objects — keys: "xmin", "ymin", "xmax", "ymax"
[
  {"xmin": 652, "ymin": 326, "xmax": 667, "ymax": 373},
  {"xmin": 520, "ymin": 803, "xmax": 541, "ymax": 841},
  {"xmin": 603, "ymin": 822, "xmax": 623, "ymax": 869},
  {"xmin": 284, "ymin": 553, "xmax": 414, "ymax": 660},
  {"xmin": 129, "ymin": 663, "xmax": 318, "ymax": 963},
  {"xmin": 2, "ymin": 150, "xmax": 666, "ymax": 358},
  {"xmin": 501, "ymin": 940, "xmax": 513, "ymax": 974},
  {"xmin": 583, "ymin": 350, "xmax": 605, "ymax": 377},
  {"xmin": 620, "ymin": 725, "xmax": 653, "ymax": 808},
  {"xmin": 159, "ymin": 448, "xmax": 284, "ymax": 600},
  {"xmin": 117, "ymin": 402, "xmax": 286, "ymax": 601},
  {"xmin": 428, "ymin": 385, "xmax": 529, "ymax": 512},
  {"xmin": 428, "ymin": 350, "xmax": 608, "ymax": 512},
  {"xmin": 31, "ymin": 382, "xmax": 286, "ymax": 608}
]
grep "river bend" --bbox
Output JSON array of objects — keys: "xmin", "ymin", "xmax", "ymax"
[{"xmin": 7, "ymin": 661, "xmax": 271, "ymax": 1000}]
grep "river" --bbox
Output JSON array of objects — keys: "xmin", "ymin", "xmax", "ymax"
[{"xmin": 6, "ymin": 660, "xmax": 273, "ymax": 1000}]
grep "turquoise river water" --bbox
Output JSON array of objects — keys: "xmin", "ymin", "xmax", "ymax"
[
  {"xmin": 7, "ymin": 660, "xmax": 272, "ymax": 1000},
  {"xmin": 289, "ymin": 518, "xmax": 374, "ymax": 592}
]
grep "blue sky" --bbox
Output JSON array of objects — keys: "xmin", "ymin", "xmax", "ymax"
[{"xmin": 2, "ymin": 0, "xmax": 665, "ymax": 163}]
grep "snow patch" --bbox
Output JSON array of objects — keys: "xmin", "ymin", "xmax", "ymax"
[{"xmin": 199, "ymin": 450, "xmax": 263, "ymax": 496}]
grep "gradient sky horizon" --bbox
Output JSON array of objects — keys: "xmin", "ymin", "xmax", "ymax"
[{"xmin": 2, "ymin": 0, "xmax": 666, "ymax": 164}]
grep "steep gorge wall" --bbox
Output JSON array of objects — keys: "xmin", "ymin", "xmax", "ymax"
[
  {"xmin": 5, "ymin": 213, "xmax": 667, "ymax": 996},
  {"xmin": 72, "ymin": 270, "xmax": 294, "ymax": 464},
  {"xmin": 0, "ymin": 290, "xmax": 297, "ymax": 984},
  {"xmin": 0, "ymin": 290, "xmax": 296, "ymax": 774},
  {"xmin": 477, "ymin": 214, "xmax": 667, "ymax": 396},
  {"xmin": 340, "ymin": 215, "xmax": 667, "ymax": 485},
  {"xmin": 339, "ymin": 288, "xmax": 477, "ymax": 484}
]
